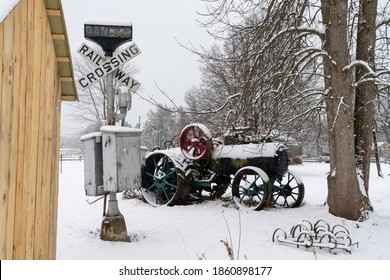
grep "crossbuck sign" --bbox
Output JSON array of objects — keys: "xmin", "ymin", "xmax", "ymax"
[{"xmin": 77, "ymin": 42, "xmax": 141, "ymax": 92}]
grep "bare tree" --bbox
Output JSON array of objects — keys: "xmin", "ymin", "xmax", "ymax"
[
  {"xmin": 376, "ymin": 2, "xmax": 390, "ymax": 143},
  {"xmin": 186, "ymin": 3, "xmax": 325, "ymax": 140},
  {"xmin": 353, "ymin": 0, "xmax": 378, "ymax": 210},
  {"xmin": 196, "ymin": 0, "xmax": 390, "ymax": 220},
  {"xmin": 141, "ymin": 106, "xmax": 189, "ymax": 150},
  {"xmin": 320, "ymin": 0, "xmax": 369, "ymax": 220}
]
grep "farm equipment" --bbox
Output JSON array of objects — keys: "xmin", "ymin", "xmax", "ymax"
[
  {"xmin": 141, "ymin": 123, "xmax": 305, "ymax": 210},
  {"xmin": 272, "ymin": 220, "xmax": 358, "ymax": 253}
]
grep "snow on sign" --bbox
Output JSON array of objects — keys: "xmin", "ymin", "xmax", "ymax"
[{"xmin": 77, "ymin": 42, "xmax": 141, "ymax": 91}]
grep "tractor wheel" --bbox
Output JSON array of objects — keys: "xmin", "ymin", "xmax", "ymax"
[
  {"xmin": 179, "ymin": 123, "xmax": 212, "ymax": 160},
  {"xmin": 141, "ymin": 151, "xmax": 191, "ymax": 206},
  {"xmin": 271, "ymin": 170, "xmax": 305, "ymax": 208},
  {"xmin": 232, "ymin": 166, "xmax": 270, "ymax": 211}
]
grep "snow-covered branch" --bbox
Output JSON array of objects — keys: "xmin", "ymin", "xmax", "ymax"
[
  {"xmin": 136, "ymin": 87, "xmax": 242, "ymax": 116},
  {"xmin": 343, "ymin": 60, "xmax": 376, "ymax": 74},
  {"xmin": 376, "ymin": 18, "xmax": 390, "ymax": 29},
  {"xmin": 329, "ymin": 96, "xmax": 350, "ymax": 131}
]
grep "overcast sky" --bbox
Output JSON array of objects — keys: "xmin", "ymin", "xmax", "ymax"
[{"xmin": 60, "ymin": 0, "xmax": 214, "ymax": 135}]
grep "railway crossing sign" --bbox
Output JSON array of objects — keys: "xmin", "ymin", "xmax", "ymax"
[
  {"xmin": 78, "ymin": 20, "xmax": 141, "ymax": 243},
  {"xmin": 76, "ymin": 42, "xmax": 141, "ymax": 92}
]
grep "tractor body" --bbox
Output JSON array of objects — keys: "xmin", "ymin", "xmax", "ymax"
[{"xmin": 141, "ymin": 123, "xmax": 304, "ymax": 210}]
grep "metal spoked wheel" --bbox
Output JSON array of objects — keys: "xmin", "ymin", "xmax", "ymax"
[
  {"xmin": 232, "ymin": 166, "xmax": 270, "ymax": 211},
  {"xmin": 141, "ymin": 151, "xmax": 190, "ymax": 206},
  {"xmin": 179, "ymin": 123, "xmax": 212, "ymax": 160},
  {"xmin": 271, "ymin": 170, "xmax": 305, "ymax": 208}
]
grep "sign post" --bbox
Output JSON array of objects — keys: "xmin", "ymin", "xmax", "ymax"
[{"xmin": 80, "ymin": 20, "xmax": 140, "ymax": 242}]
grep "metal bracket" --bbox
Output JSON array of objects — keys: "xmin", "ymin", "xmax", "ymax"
[{"xmin": 86, "ymin": 195, "xmax": 106, "ymax": 205}]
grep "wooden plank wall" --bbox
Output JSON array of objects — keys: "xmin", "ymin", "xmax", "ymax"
[{"xmin": 0, "ymin": 0, "xmax": 62, "ymax": 259}]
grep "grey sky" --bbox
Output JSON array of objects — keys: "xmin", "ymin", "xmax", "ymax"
[{"xmin": 60, "ymin": 0, "xmax": 214, "ymax": 134}]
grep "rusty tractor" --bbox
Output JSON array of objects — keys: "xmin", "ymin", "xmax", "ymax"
[{"xmin": 141, "ymin": 123, "xmax": 304, "ymax": 210}]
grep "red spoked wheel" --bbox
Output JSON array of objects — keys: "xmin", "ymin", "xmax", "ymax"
[{"xmin": 180, "ymin": 123, "xmax": 212, "ymax": 160}]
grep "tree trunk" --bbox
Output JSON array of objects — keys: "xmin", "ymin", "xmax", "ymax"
[
  {"xmin": 354, "ymin": 0, "xmax": 377, "ymax": 214},
  {"xmin": 321, "ymin": 0, "xmax": 364, "ymax": 220}
]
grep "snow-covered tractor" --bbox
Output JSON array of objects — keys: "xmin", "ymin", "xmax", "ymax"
[{"xmin": 141, "ymin": 123, "xmax": 304, "ymax": 210}]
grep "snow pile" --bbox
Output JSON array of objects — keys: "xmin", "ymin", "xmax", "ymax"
[
  {"xmin": 100, "ymin": 125, "xmax": 142, "ymax": 134},
  {"xmin": 212, "ymin": 142, "xmax": 285, "ymax": 159},
  {"xmin": 0, "ymin": 0, "xmax": 20, "ymax": 23},
  {"xmin": 84, "ymin": 18, "xmax": 132, "ymax": 26},
  {"xmin": 57, "ymin": 161, "xmax": 390, "ymax": 260}
]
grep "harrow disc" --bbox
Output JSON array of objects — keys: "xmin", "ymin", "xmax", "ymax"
[
  {"xmin": 272, "ymin": 228, "xmax": 287, "ymax": 242},
  {"xmin": 179, "ymin": 123, "xmax": 212, "ymax": 160},
  {"xmin": 271, "ymin": 170, "xmax": 305, "ymax": 208},
  {"xmin": 272, "ymin": 220, "xmax": 358, "ymax": 253},
  {"xmin": 232, "ymin": 166, "xmax": 270, "ymax": 211},
  {"xmin": 141, "ymin": 151, "xmax": 191, "ymax": 206}
]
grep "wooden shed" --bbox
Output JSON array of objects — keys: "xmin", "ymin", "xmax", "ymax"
[{"xmin": 0, "ymin": 0, "xmax": 77, "ymax": 259}]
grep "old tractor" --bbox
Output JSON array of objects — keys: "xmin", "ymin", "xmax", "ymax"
[{"xmin": 141, "ymin": 123, "xmax": 304, "ymax": 210}]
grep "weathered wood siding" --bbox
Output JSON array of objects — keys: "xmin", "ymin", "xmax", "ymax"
[{"xmin": 0, "ymin": 0, "xmax": 63, "ymax": 259}]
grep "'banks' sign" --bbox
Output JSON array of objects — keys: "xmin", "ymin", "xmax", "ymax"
[
  {"xmin": 85, "ymin": 24, "xmax": 132, "ymax": 39},
  {"xmin": 77, "ymin": 42, "xmax": 141, "ymax": 89},
  {"xmin": 84, "ymin": 23, "xmax": 133, "ymax": 54}
]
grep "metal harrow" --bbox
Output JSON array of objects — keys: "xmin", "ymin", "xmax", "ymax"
[{"xmin": 272, "ymin": 219, "xmax": 358, "ymax": 253}]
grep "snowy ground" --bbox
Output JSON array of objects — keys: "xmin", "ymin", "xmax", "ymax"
[{"xmin": 57, "ymin": 160, "xmax": 390, "ymax": 260}]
